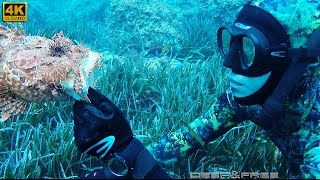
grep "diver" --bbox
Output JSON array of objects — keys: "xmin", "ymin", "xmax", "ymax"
[{"xmin": 72, "ymin": 0, "xmax": 320, "ymax": 179}]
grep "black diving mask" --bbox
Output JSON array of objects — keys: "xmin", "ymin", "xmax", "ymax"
[{"xmin": 217, "ymin": 4, "xmax": 320, "ymax": 77}]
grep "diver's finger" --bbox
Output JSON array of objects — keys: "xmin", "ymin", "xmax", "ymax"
[
  {"xmin": 73, "ymin": 100, "xmax": 88, "ymax": 125},
  {"xmin": 87, "ymin": 87, "xmax": 120, "ymax": 112},
  {"xmin": 87, "ymin": 87, "xmax": 105, "ymax": 102},
  {"xmin": 73, "ymin": 100, "xmax": 111, "ymax": 127}
]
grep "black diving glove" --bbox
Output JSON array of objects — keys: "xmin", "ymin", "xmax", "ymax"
[
  {"xmin": 73, "ymin": 87, "xmax": 171, "ymax": 179},
  {"xmin": 73, "ymin": 87, "xmax": 133, "ymax": 159}
]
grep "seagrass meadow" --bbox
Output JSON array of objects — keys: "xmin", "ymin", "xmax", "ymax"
[{"xmin": 0, "ymin": 0, "xmax": 290, "ymax": 178}]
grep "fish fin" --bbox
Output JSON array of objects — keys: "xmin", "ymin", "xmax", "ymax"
[
  {"xmin": 0, "ymin": 83, "xmax": 28, "ymax": 122},
  {"xmin": 0, "ymin": 112, "xmax": 11, "ymax": 122}
]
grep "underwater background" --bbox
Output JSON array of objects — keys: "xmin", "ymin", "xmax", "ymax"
[{"xmin": 0, "ymin": 0, "xmax": 289, "ymax": 178}]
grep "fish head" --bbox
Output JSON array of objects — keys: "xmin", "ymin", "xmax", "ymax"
[
  {"xmin": 0, "ymin": 28, "xmax": 103, "ymax": 103},
  {"xmin": 60, "ymin": 51, "xmax": 102, "ymax": 102},
  {"xmin": 45, "ymin": 31, "xmax": 102, "ymax": 102},
  {"xmin": 0, "ymin": 26, "xmax": 104, "ymax": 121}
]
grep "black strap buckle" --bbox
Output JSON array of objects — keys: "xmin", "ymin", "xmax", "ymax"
[
  {"xmin": 106, "ymin": 154, "xmax": 129, "ymax": 177},
  {"xmin": 266, "ymin": 44, "xmax": 289, "ymax": 58},
  {"xmin": 271, "ymin": 51, "xmax": 287, "ymax": 58}
]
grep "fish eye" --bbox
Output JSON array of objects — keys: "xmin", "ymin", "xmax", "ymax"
[
  {"xmin": 55, "ymin": 47, "xmax": 62, "ymax": 52},
  {"xmin": 11, "ymin": 94, "xmax": 16, "ymax": 99},
  {"xmin": 49, "ymin": 43, "xmax": 69, "ymax": 57}
]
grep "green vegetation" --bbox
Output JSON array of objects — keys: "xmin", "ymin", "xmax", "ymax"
[
  {"xmin": 174, "ymin": 16, "xmax": 218, "ymax": 62},
  {"xmin": 0, "ymin": 0, "xmax": 289, "ymax": 178}
]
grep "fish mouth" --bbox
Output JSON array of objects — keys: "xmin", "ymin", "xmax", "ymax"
[
  {"xmin": 60, "ymin": 51, "xmax": 102, "ymax": 102},
  {"xmin": 54, "ymin": 86, "xmax": 74, "ymax": 100}
]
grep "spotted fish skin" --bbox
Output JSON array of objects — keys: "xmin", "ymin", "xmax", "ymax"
[{"xmin": 0, "ymin": 24, "xmax": 102, "ymax": 121}]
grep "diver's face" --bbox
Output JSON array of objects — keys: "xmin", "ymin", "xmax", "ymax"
[{"xmin": 228, "ymin": 70, "xmax": 271, "ymax": 98}]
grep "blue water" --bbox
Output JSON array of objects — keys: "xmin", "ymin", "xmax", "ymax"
[{"xmin": 0, "ymin": 0, "xmax": 246, "ymax": 58}]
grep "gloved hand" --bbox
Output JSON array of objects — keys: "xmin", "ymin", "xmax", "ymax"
[
  {"xmin": 72, "ymin": 87, "xmax": 133, "ymax": 160},
  {"xmin": 73, "ymin": 87, "xmax": 171, "ymax": 179}
]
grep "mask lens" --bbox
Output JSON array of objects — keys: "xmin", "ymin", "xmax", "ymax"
[
  {"xmin": 242, "ymin": 37, "xmax": 255, "ymax": 67},
  {"xmin": 221, "ymin": 29, "xmax": 232, "ymax": 56}
]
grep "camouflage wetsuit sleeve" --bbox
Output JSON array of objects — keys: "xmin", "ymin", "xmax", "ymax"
[
  {"xmin": 146, "ymin": 89, "xmax": 249, "ymax": 164},
  {"xmin": 300, "ymin": 83, "xmax": 320, "ymax": 178}
]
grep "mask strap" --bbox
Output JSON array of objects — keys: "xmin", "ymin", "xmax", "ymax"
[
  {"xmin": 268, "ymin": 46, "xmax": 320, "ymax": 60},
  {"xmin": 289, "ymin": 28, "xmax": 320, "ymax": 60},
  {"xmin": 288, "ymin": 47, "xmax": 320, "ymax": 60}
]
